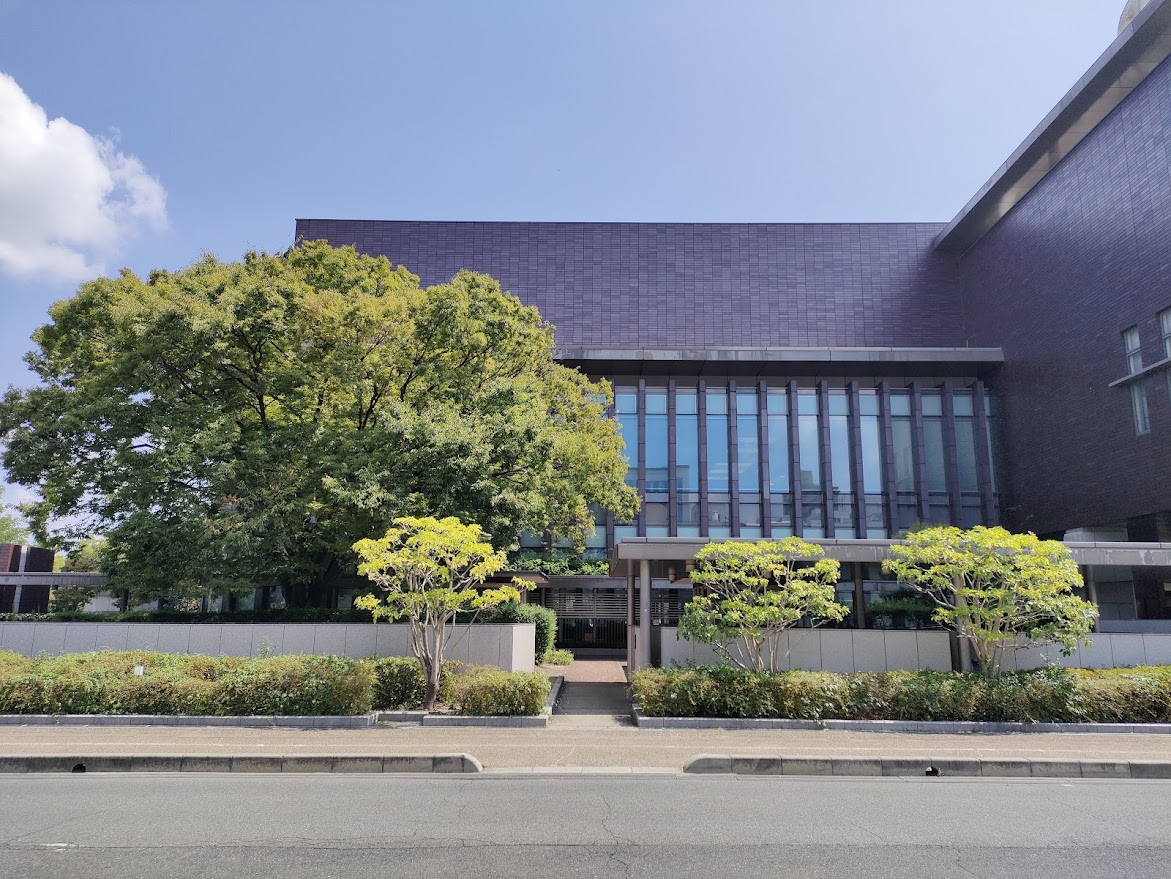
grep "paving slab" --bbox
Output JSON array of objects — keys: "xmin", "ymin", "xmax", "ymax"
[{"xmin": 6, "ymin": 724, "xmax": 1171, "ymax": 771}]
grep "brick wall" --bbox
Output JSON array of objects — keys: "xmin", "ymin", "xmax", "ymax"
[
  {"xmin": 295, "ymin": 220, "xmax": 964, "ymax": 349},
  {"xmin": 954, "ymin": 55, "xmax": 1171, "ymax": 535}
]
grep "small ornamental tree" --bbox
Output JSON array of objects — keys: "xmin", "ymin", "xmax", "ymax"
[
  {"xmin": 353, "ymin": 516, "xmax": 521, "ymax": 709},
  {"xmin": 882, "ymin": 525, "xmax": 1098, "ymax": 677},
  {"xmin": 679, "ymin": 539, "xmax": 846, "ymax": 674}
]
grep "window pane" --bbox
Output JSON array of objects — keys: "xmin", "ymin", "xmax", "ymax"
[
  {"xmin": 767, "ymin": 414, "xmax": 790, "ymax": 492},
  {"xmin": 645, "ymin": 392, "xmax": 667, "ymax": 415},
  {"xmin": 953, "ymin": 392, "xmax": 974, "ymax": 417},
  {"xmin": 645, "ymin": 409, "xmax": 668, "ymax": 491},
  {"xmin": 890, "ymin": 392, "xmax": 911, "ymax": 417},
  {"xmin": 923, "ymin": 420, "xmax": 946, "ymax": 493},
  {"xmin": 676, "ymin": 390, "xmax": 697, "ymax": 415},
  {"xmin": 766, "ymin": 389, "xmax": 788, "ymax": 415},
  {"xmin": 1133, "ymin": 384, "xmax": 1151, "ymax": 435},
  {"xmin": 676, "ymin": 412, "xmax": 699, "ymax": 491},
  {"xmin": 737, "ymin": 413, "xmax": 760, "ymax": 493},
  {"xmin": 956, "ymin": 418, "xmax": 979, "ymax": 492},
  {"xmin": 707, "ymin": 411, "xmax": 729, "ymax": 492},
  {"xmin": 892, "ymin": 419, "xmax": 915, "ymax": 492},
  {"xmin": 921, "ymin": 392, "xmax": 942, "ymax": 417},
  {"xmin": 617, "ymin": 414, "xmax": 638, "ymax": 488},
  {"xmin": 829, "ymin": 414, "xmax": 851, "ymax": 495},
  {"xmin": 798, "ymin": 414, "xmax": 821, "ymax": 490},
  {"xmin": 858, "ymin": 390, "xmax": 878, "ymax": 416},
  {"xmin": 859, "ymin": 416, "xmax": 883, "ymax": 494},
  {"xmin": 706, "ymin": 389, "xmax": 727, "ymax": 415}
]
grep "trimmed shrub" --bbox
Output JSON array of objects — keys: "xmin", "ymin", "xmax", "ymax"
[
  {"xmin": 0, "ymin": 651, "xmax": 373, "ymax": 716},
  {"xmin": 372, "ymin": 657, "xmax": 428, "ymax": 710},
  {"xmin": 442, "ymin": 666, "xmax": 551, "ymax": 716},
  {"xmin": 630, "ymin": 665, "xmax": 1171, "ymax": 723}
]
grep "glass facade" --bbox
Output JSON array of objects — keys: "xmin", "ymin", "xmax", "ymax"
[{"xmin": 609, "ymin": 378, "xmax": 999, "ymax": 549}]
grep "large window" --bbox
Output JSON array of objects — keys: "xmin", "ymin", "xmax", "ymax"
[
  {"xmin": 706, "ymin": 389, "xmax": 730, "ymax": 537},
  {"xmin": 766, "ymin": 388, "xmax": 792, "ymax": 536},
  {"xmin": 1124, "ymin": 327, "xmax": 1150, "ymax": 435},
  {"xmin": 857, "ymin": 390, "xmax": 886, "ymax": 537},
  {"xmin": 1162, "ymin": 309, "xmax": 1171, "ymax": 403},
  {"xmin": 827, "ymin": 390, "xmax": 854, "ymax": 538},
  {"xmin": 890, "ymin": 391, "xmax": 917, "ymax": 530},
  {"xmin": 644, "ymin": 389, "xmax": 668, "ymax": 535},
  {"xmin": 736, "ymin": 388, "xmax": 761, "ymax": 538},
  {"xmin": 676, "ymin": 390, "xmax": 699, "ymax": 537},
  {"xmin": 797, "ymin": 390, "xmax": 823, "ymax": 538}
]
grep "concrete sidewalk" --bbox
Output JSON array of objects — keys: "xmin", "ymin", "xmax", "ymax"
[{"xmin": 6, "ymin": 724, "xmax": 1171, "ymax": 771}]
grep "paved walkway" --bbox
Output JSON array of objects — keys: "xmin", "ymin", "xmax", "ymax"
[
  {"xmin": 548, "ymin": 659, "xmax": 633, "ymax": 729},
  {"xmin": 5, "ymin": 726, "xmax": 1171, "ymax": 772}
]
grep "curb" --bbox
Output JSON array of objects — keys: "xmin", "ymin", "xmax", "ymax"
[
  {"xmin": 0, "ymin": 753, "xmax": 483, "ymax": 774},
  {"xmin": 631, "ymin": 708, "xmax": 1171, "ymax": 735},
  {"xmin": 0, "ymin": 714, "xmax": 374, "ymax": 729},
  {"xmin": 682, "ymin": 753, "xmax": 1171, "ymax": 779}
]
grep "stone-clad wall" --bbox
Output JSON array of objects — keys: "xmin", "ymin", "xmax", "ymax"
[
  {"xmin": 0, "ymin": 622, "xmax": 535, "ymax": 672},
  {"xmin": 954, "ymin": 53, "xmax": 1171, "ymax": 535},
  {"xmin": 658, "ymin": 627, "xmax": 953, "ymax": 672}
]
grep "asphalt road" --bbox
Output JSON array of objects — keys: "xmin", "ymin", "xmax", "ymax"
[{"xmin": 3, "ymin": 774, "xmax": 1170, "ymax": 878}]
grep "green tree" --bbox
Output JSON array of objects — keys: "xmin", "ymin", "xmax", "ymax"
[
  {"xmin": 353, "ymin": 516, "xmax": 520, "ymax": 709},
  {"xmin": 0, "ymin": 505, "xmax": 29, "ymax": 545},
  {"xmin": 679, "ymin": 539, "xmax": 846, "ymax": 673},
  {"xmin": 0, "ymin": 242, "xmax": 638, "ymax": 606},
  {"xmin": 882, "ymin": 525, "xmax": 1098, "ymax": 677}
]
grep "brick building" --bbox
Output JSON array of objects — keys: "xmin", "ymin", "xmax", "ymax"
[{"xmin": 296, "ymin": 1, "xmax": 1171, "ymax": 663}]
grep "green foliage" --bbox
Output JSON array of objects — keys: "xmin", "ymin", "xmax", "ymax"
[
  {"xmin": 371, "ymin": 657, "xmax": 428, "ymax": 710},
  {"xmin": 0, "ymin": 651, "xmax": 373, "ymax": 716},
  {"xmin": 679, "ymin": 539, "xmax": 846, "ymax": 673},
  {"xmin": 864, "ymin": 587, "xmax": 938, "ymax": 629},
  {"xmin": 508, "ymin": 550, "xmax": 610, "ymax": 576},
  {"xmin": 0, "ymin": 242, "xmax": 638, "ymax": 607},
  {"xmin": 47, "ymin": 587, "xmax": 94, "ymax": 613},
  {"xmin": 55, "ymin": 535, "xmax": 106, "ymax": 572},
  {"xmin": 353, "ymin": 516, "xmax": 521, "ymax": 709},
  {"xmin": 631, "ymin": 665, "xmax": 1171, "ymax": 723},
  {"xmin": 442, "ymin": 665, "xmax": 551, "ymax": 716},
  {"xmin": 481, "ymin": 601, "xmax": 557, "ymax": 662},
  {"xmin": 543, "ymin": 648, "xmax": 574, "ymax": 666},
  {"xmin": 882, "ymin": 526, "xmax": 1098, "ymax": 676},
  {"xmin": 0, "ymin": 506, "xmax": 29, "ymax": 545}
]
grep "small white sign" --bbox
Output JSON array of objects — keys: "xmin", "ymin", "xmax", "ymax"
[{"xmin": 133, "ymin": 665, "xmax": 144, "ymax": 676}]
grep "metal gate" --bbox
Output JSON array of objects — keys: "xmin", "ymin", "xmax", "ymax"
[{"xmin": 535, "ymin": 586, "xmax": 628, "ymax": 650}]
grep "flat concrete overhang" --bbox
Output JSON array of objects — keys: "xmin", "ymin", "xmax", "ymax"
[
  {"xmin": 0, "ymin": 572, "xmax": 107, "ymax": 588},
  {"xmin": 615, "ymin": 537, "xmax": 1171, "ymax": 568},
  {"xmin": 934, "ymin": 0, "xmax": 1171, "ymax": 256},
  {"xmin": 555, "ymin": 346, "xmax": 1004, "ymax": 378}
]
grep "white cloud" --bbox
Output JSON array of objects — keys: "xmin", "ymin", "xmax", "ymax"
[{"xmin": 0, "ymin": 73, "xmax": 167, "ymax": 282}]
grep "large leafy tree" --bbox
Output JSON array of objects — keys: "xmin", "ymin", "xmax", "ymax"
[
  {"xmin": 882, "ymin": 526, "xmax": 1097, "ymax": 677},
  {"xmin": 354, "ymin": 516, "xmax": 520, "ymax": 709},
  {"xmin": 0, "ymin": 242, "xmax": 638, "ymax": 606},
  {"xmin": 679, "ymin": 539, "xmax": 846, "ymax": 673}
]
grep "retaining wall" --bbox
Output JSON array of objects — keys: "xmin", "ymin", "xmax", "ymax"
[
  {"xmin": 0, "ymin": 622, "xmax": 535, "ymax": 672},
  {"xmin": 658, "ymin": 627, "xmax": 953, "ymax": 673}
]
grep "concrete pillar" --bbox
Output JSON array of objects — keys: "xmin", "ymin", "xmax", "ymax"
[
  {"xmin": 1083, "ymin": 566, "xmax": 1099, "ymax": 632},
  {"xmin": 639, "ymin": 559, "xmax": 652, "ymax": 670},
  {"xmin": 626, "ymin": 568, "xmax": 636, "ymax": 669}
]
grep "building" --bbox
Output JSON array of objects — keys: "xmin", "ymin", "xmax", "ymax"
[{"xmin": 295, "ymin": 0, "xmax": 1171, "ymax": 667}]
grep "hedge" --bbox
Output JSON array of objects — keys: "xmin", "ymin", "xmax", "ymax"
[
  {"xmin": 0, "ymin": 651, "xmax": 374, "ymax": 716},
  {"xmin": 630, "ymin": 665, "xmax": 1171, "ymax": 724},
  {"xmin": 0, "ymin": 651, "xmax": 551, "ymax": 717},
  {"xmin": 442, "ymin": 666, "xmax": 551, "ymax": 716}
]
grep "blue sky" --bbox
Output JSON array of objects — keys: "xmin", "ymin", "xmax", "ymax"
[{"xmin": 0, "ymin": 0, "xmax": 1125, "ymax": 403}]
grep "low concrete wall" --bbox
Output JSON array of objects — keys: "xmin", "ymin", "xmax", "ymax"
[
  {"xmin": 658, "ymin": 627, "xmax": 952, "ymax": 673},
  {"xmin": 0, "ymin": 622, "xmax": 535, "ymax": 672},
  {"xmin": 1003, "ymin": 633, "xmax": 1171, "ymax": 670}
]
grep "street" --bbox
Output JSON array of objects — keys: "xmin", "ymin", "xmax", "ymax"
[{"xmin": 2, "ymin": 774, "xmax": 1170, "ymax": 878}]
